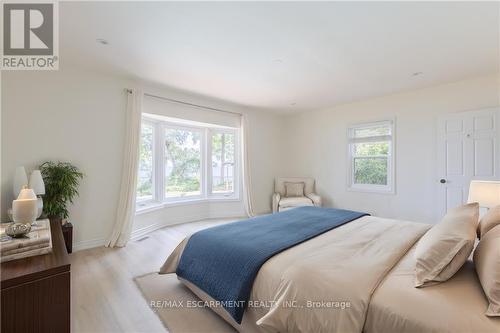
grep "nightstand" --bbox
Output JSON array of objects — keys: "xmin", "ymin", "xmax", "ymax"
[{"xmin": 1, "ymin": 219, "xmax": 71, "ymax": 333}]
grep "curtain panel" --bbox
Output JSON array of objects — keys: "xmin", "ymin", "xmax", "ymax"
[
  {"xmin": 106, "ymin": 89, "xmax": 143, "ymax": 247},
  {"xmin": 241, "ymin": 114, "xmax": 255, "ymax": 217}
]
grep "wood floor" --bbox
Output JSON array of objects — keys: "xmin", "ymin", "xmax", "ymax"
[{"xmin": 71, "ymin": 218, "xmax": 238, "ymax": 333}]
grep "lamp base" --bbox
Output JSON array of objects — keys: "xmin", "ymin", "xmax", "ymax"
[
  {"xmin": 36, "ymin": 197, "xmax": 43, "ymax": 219},
  {"xmin": 12, "ymin": 197, "xmax": 38, "ymax": 226},
  {"xmin": 31, "ymin": 197, "xmax": 44, "ymax": 226}
]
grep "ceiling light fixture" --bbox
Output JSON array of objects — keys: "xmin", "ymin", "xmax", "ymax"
[
  {"xmin": 96, "ymin": 38, "xmax": 109, "ymax": 45},
  {"xmin": 412, "ymin": 71, "xmax": 423, "ymax": 77}
]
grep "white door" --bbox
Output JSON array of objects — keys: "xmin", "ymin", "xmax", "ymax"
[{"xmin": 437, "ymin": 107, "xmax": 500, "ymax": 218}]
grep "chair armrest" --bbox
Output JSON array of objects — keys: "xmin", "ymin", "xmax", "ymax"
[
  {"xmin": 306, "ymin": 193, "xmax": 322, "ymax": 207},
  {"xmin": 272, "ymin": 193, "xmax": 281, "ymax": 213}
]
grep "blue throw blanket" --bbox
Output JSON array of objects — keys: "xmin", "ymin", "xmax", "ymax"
[{"xmin": 176, "ymin": 206, "xmax": 368, "ymax": 323}]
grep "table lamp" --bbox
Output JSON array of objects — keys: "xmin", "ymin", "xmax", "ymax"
[
  {"xmin": 12, "ymin": 187, "xmax": 38, "ymax": 225},
  {"xmin": 467, "ymin": 180, "xmax": 500, "ymax": 218},
  {"xmin": 468, "ymin": 180, "xmax": 500, "ymax": 209},
  {"xmin": 29, "ymin": 170, "xmax": 46, "ymax": 218}
]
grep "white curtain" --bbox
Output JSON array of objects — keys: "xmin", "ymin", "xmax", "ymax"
[
  {"xmin": 106, "ymin": 89, "xmax": 143, "ymax": 247},
  {"xmin": 241, "ymin": 114, "xmax": 255, "ymax": 217}
]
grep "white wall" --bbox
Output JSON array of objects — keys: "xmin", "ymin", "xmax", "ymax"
[
  {"xmin": 1, "ymin": 66, "xmax": 284, "ymax": 250},
  {"xmin": 2, "ymin": 68, "xmax": 127, "ymax": 250},
  {"xmin": 3, "ymin": 65, "xmax": 497, "ymax": 251},
  {"xmin": 282, "ymin": 74, "xmax": 500, "ymax": 224}
]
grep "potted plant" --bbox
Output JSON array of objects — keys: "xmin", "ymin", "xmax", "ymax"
[{"xmin": 39, "ymin": 161, "xmax": 84, "ymax": 224}]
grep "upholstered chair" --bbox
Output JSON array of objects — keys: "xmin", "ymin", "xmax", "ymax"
[{"xmin": 272, "ymin": 177, "xmax": 322, "ymax": 213}]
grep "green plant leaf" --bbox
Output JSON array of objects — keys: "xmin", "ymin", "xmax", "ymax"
[{"xmin": 39, "ymin": 161, "xmax": 84, "ymax": 219}]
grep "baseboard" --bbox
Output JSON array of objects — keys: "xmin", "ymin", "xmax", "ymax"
[
  {"xmin": 129, "ymin": 220, "xmax": 176, "ymax": 241},
  {"xmin": 131, "ymin": 212, "xmax": 207, "ymax": 241},
  {"xmin": 73, "ymin": 211, "xmax": 248, "ymax": 252},
  {"xmin": 131, "ymin": 212, "xmax": 246, "ymax": 241},
  {"xmin": 73, "ymin": 237, "xmax": 106, "ymax": 252}
]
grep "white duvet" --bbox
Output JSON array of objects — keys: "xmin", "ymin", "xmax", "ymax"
[{"xmin": 160, "ymin": 216, "xmax": 430, "ymax": 333}]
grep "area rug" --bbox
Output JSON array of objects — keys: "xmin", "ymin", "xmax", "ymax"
[{"xmin": 134, "ymin": 272, "xmax": 236, "ymax": 333}]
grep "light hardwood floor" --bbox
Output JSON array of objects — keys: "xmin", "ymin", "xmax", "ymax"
[{"xmin": 71, "ymin": 218, "xmax": 238, "ymax": 333}]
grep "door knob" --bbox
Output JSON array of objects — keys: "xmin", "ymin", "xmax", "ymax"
[{"xmin": 440, "ymin": 179, "xmax": 447, "ymax": 184}]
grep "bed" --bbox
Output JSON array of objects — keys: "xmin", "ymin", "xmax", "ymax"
[{"xmin": 160, "ymin": 207, "xmax": 500, "ymax": 333}]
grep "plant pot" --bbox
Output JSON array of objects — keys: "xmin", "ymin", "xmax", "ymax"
[{"xmin": 49, "ymin": 216, "xmax": 63, "ymax": 225}]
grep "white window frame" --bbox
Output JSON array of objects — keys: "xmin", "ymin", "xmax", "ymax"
[
  {"xmin": 136, "ymin": 115, "xmax": 240, "ymax": 212},
  {"xmin": 136, "ymin": 119, "xmax": 156, "ymax": 208},
  {"xmin": 347, "ymin": 119, "xmax": 395, "ymax": 194},
  {"xmin": 163, "ymin": 122, "xmax": 206, "ymax": 202},
  {"xmin": 207, "ymin": 128, "xmax": 240, "ymax": 199}
]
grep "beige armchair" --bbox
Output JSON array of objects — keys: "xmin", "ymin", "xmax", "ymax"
[{"xmin": 272, "ymin": 177, "xmax": 322, "ymax": 213}]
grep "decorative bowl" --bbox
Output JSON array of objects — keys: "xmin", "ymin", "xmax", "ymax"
[{"xmin": 5, "ymin": 223, "xmax": 31, "ymax": 238}]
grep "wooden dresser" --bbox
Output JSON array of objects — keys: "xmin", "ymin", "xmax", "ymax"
[{"xmin": 1, "ymin": 219, "xmax": 71, "ymax": 333}]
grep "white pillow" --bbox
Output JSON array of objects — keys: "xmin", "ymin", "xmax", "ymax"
[
  {"xmin": 478, "ymin": 205, "xmax": 500, "ymax": 239},
  {"xmin": 414, "ymin": 203, "xmax": 479, "ymax": 287},
  {"xmin": 284, "ymin": 182, "xmax": 305, "ymax": 198},
  {"xmin": 474, "ymin": 224, "xmax": 500, "ymax": 316}
]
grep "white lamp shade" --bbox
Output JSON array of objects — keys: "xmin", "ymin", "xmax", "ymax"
[
  {"xmin": 29, "ymin": 170, "xmax": 45, "ymax": 195},
  {"xmin": 13, "ymin": 166, "xmax": 28, "ymax": 198},
  {"xmin": 468, "ymin": 180, "xmax": 500, "ymax": 208}
]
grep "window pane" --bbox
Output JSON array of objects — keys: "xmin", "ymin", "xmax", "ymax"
[
  {"xmin": 353, "ymin": 142, "xmax": 389, "ymax": 156},
  {"xmin": 137, "ymin": 123, "xmax": 154, "ymax": 201},
  {"xmin": 165, "ymin": 128, "xmax": 202, "ymax": 198},
  {"xmin": 354, "ymin": 157, "xmax": 388, "ymax": 185},
  {"xmin": 212, "ymin": 132, "xmax": 235, "ymax": 194},
  {"xmin": 353, "ymin": 125, "xmax": 390, "ymax": 138}
]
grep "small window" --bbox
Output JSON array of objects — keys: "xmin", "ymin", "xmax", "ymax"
[
  {"xmin": 348, "ymin": 120, "xmax": 394, "ymax": 193},
  {"xmin": 137, "ymin": 122, "xmax": 154, "ymax": 202}
]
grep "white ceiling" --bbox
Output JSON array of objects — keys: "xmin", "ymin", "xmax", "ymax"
[{"xmin": 61, "ymin": 2, "xmax": 499, "ymax": 113}]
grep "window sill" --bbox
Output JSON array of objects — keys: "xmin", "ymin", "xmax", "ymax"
[
  {"xmin": 347, "ymin": 186, "xmax": 395, "ymax": 195},
  {"xmin": 135, "ymin": 197, "xmax": 241, "ymax": 215}
]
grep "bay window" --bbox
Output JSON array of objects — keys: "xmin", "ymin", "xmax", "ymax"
[{"xmin": 136, "ymin": 115, "xmax": 239, "ymax": 210}]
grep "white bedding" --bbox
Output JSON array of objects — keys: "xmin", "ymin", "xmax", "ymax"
[
  {"xmin": 365, "ymin": 246, "xmax": 500, "ymax": 333},
  {"xmin": 161, "ymin": 216, "xmax": 430, "ymax": 332}
]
